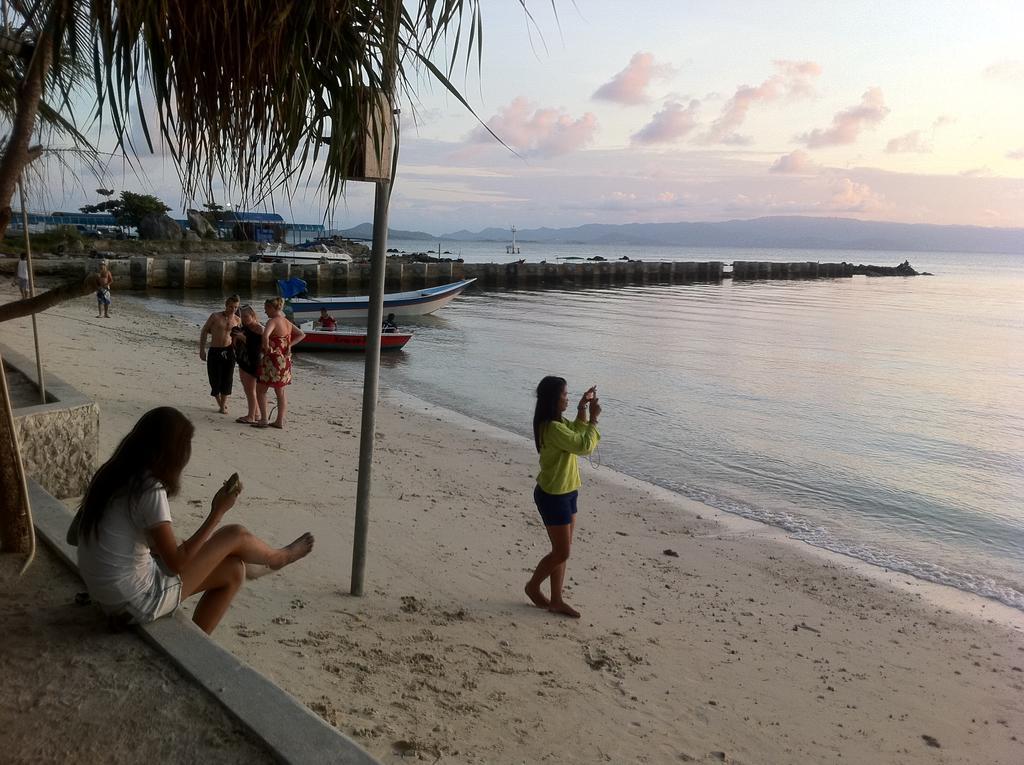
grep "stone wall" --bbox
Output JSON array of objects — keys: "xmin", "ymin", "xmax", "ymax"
[{"xmin": 3, "ymin": 346, "xmax": 99, "ymax": 499}]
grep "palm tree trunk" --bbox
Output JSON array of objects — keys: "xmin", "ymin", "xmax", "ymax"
[
  {"xmin": 0, "ymin": 30, "xmax": 53, "ymax": 236},
  {"xmin": 0, "ymin": 351, "xmax": 32, "ymax": 554},
  {"xmin": 0, "ymin": 27, "xmax": 54, "ymax": 557}
]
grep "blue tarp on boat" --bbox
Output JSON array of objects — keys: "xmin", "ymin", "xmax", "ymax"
[{"xmin": 276, "ymin": 277, "xmax": 308, "ymax": 299}]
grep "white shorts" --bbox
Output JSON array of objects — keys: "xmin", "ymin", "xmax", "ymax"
[{"xmin": 122, "ymin": 570, "xmax": 182, "ymax": 624}]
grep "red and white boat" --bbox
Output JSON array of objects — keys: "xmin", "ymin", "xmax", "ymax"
[{"xmin": 294, "ymin": 323, "xmax": 413, "ymax": 352}]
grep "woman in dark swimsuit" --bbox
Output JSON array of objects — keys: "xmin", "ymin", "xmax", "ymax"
[{"xmin": 233, "ymin": 305, "xmax": 264, "ymax": 424}]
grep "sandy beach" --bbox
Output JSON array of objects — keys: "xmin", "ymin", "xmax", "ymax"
[
  {"xmin": 0, "ymin": 548, "xmax": 273, "ymax": 764},
  {"xmin": 3, "ymin": 282, "xmax": 1022, "ymax": 765}
]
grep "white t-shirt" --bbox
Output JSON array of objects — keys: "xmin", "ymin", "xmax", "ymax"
[
  {"xmin": 16, "ymin": 259, "xmax": 28, "ymax": 280},
  {"xmin": 77, "ymin": 480, "xmax": 173, "ymax": 607}
]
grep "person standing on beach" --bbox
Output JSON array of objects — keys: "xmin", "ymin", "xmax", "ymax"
[
  {"xmin": 254, "ymin": 297, "xmax": 305, "ymax": 429},
  {"xmin": 525, "ymin": 376, "xmax": 601, "ymax": 618},
  {"xmin": 75, "ymin": 406, "xmax": 314, "ymax": 635},
  {"xmin": 199, "ymin": 295, "xmax": 241, "ymax": 414},
  {"xmin": 96, "ymin": 262, "xmax": 113, "ymax": 317},
  {"xmin": 16, "ymin": 253, "xmax": 30, "ymax": 298},
  {"xmin": 231, "ymin": 305, "xmax": 264, "ymax": 424}
]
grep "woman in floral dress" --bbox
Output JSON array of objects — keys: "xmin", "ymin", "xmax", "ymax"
[{"xmin": 253, "ymin": 297, "xmax": 305, "ymax": 429}]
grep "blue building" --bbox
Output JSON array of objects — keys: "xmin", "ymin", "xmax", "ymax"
[{"xmin": 13, "ymin": 209, "xmax": 323, "ymax": 243}]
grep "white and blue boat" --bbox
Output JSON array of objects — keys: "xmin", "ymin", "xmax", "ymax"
[{"xmin": 283, "ymin": 278, "xmax": 476, "ymax": 322}]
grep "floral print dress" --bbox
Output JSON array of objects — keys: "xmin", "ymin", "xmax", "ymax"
[{"xmin": 258, "ymin": 333, "xmax": 292, "ymax": 388}]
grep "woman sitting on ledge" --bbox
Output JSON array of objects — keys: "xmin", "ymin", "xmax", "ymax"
[{"xmin": 75, "ymin": 407, "xmax": 314, "ymax": 635}]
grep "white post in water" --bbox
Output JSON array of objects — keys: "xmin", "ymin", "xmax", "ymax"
[{"xmin": 18, "ymin": 180, "xmax": 44, "ymax": 404}]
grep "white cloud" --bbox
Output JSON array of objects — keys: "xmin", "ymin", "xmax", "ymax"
[
  {"xmin": 593, "ymin": 52, "xmax": 675, "ymax": 105},
  {"xmin": 885, "ymin": 131, "xmax": 932, "ymax": 154},
  {"xmin": 631, "ymin": 100, "xmax": 700, "ymax": 145},
  {"xmin": 769, "ymin": 149, "xmax": 818, "ymax": 174},
  {"xmin": 797, "ymin": 88, "xmax": 889, "ymax": 147},
  {"xmin": 467, "ymin": 98, "xmax": 598, "ymax": 158},
  {"xmin": 700, "ymin": 60, "xmax": 821, "ymax": 145},
  {"xmin": 983, "ymin": 59, "xmax": 1024, "ymax": 81},
  {"xmin": 824, "ymin": 178, "xmax": 884, "ymax": 212}
]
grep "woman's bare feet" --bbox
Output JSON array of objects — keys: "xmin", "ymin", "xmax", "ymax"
[
  {"xmin": 525, "ymin": 582, "xmax": 550, "ymax": 608},
  {"xmin": 548, "ymin": 600, "xmax": 580, "ymax": 618},
  {"xmin": 268, "ymin": 533, "xmax": 315, "ymax": 570}
]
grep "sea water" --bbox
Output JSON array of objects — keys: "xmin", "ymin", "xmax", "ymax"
[{"xmin": 151, "ymin": 244, "xmax": 1024, "ymax": 611}]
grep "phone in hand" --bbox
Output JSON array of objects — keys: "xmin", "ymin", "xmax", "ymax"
[
  {"xmin": 222, "ymin": 472, "xmax": 243, "ymax": 496},
  {"xmin": 585, "ymin": 385, "xmax": 597, "ymax": 401}
]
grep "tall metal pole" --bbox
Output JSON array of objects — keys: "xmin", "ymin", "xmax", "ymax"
[
  {"xmin": 350, "ymin": 0, "xmax": 400, "ymax": 596},
  {"xmin": 350, "ymin": 179, "xmax": 390, "ymax": 596},
  {"xmin": 18, "ymin": 180, "xmax": 44, "ymax": 404}
]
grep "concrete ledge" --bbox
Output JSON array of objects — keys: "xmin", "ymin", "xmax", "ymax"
[
  {"xmin": 3, "ymin": 343, "xmax": 99, "ymax": 498},
  {"xmin": 28, "ymin": 480, "xmax": 380, "ymax": 765}
]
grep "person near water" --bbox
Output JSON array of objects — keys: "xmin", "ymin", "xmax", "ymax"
[
  {"xmin": 253, "ymin": 297, "xmax": 305, "ymax": 429},
  {"xmin": 75, "ymin": 407, "xmax": 314, "ymax": 635},
  {"xmin": 315, "ymin": 308, "xmax": 337, "ymax": 330},
  {"xmin": 382, "ymin": 313, "xmax": 398, "ymax": 333},
  {"xmin": 199, "ymin": 295, "xmax": 241, "ymax": 414},
  {"xmin": 231, "ymin": 305, "xmax": 264, "ymax": 424},
  {"xmin": 525, "ymin": 376, "xmax": 601, "ymax": 618},
  {"xmin": 96, "ymin": 262, "xmax": 114, "ymax": 317},
  {"xmin": 16, "ymin": 253, "xmax": 30, "ymax": 298}
]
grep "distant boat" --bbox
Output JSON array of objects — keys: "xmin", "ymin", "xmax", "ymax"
[
  {"xmin": 285, "ymin": 278, "xmax": 476, "ymax": 322},
  {"xmin": 294, "ymin": 323, "xmax": 413, "ymax": 352},
  {"xmin": 255, "ymin": 243, "xmax": 352, "ymax": 264}
]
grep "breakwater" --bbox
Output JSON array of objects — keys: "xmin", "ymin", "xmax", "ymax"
[{"xmin": 10, "ymin": 256, "xmax": 917, "ymax": 293}]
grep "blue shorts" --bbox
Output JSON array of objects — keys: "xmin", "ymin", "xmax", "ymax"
[{"xmin": 534, "ymin": 485, "xmax": 578, "ymax": 527}]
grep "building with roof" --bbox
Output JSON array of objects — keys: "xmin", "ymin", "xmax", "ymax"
[{"xmin": 12, "ymin": 210, "xmax": 323, "ymax": 244}]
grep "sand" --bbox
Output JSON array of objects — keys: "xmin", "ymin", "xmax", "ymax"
[
  {"xmin": 0, "ymin": 548, "xmax": 273, "ymax": 764},
  {"xmin": 2, "ymin": 282, "xmax": 1022, "ymax": 765}
]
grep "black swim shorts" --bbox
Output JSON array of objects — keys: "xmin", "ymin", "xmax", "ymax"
[{"xmin": 207, "ymin": 346, "xmax": 236, "ymax": 396}]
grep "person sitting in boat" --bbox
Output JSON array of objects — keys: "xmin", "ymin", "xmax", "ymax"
[
  {"xmin": 382, "ymin": 313, "xmax": 398, "ymax": 333},
  {"xmin": 315, "ymin": 308, "xmax": 337, "ymax": 331}
]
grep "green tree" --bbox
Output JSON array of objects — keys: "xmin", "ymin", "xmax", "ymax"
[{"xmin": 80, "ymin": 190, "xmax": 170, "ymax": 228}]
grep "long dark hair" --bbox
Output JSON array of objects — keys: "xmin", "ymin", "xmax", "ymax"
[
  {"xmin": 533, "ymin": 375, "xmax": 566, "ymax": 452},
  {"xmin": 78, "ymin": 407, "xmax": 195, "ymax": 539}
]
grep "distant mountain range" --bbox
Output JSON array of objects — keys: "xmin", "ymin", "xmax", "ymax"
[{"xmin": 334, "ymin": 216, "xmax": 1024, "ymax": 255}]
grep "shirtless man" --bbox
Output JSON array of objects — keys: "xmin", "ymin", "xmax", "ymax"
[{"xmin": 199, "ymin": 295, "xmax": 241, "ymax": 414}]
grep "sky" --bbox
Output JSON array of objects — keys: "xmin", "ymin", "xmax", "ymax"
[{"xmin": 30, "ymin": 1, "xmax": 1024, "ymax": 234}]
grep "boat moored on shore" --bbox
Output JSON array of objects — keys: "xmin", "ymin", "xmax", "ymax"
[
  {"xmin": 284, "ymin": 278, "xmax": 476, "ymax": 322},
  {"xmin": 294, "ymin": 323, "xmax": 413, "ymax": 352}
]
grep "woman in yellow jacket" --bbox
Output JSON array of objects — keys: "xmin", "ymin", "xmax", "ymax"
[{"xmin": 525, "ymin": 376, "xmax": 601, "ymax": 618}]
